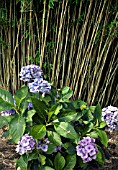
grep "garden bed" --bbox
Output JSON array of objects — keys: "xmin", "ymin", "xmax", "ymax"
[{"xmin": 0, "ymin": 129, "xmax": 118, "ymax": 170}]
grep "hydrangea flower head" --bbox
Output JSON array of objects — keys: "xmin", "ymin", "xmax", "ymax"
[
  {"xmin": 20, "ymin": 64, "xmax": 43, "ymax": 82},
  {"xmin": 16, "ymin": 134, "xmax": 36, "ymax": 155},
  {"xmin": 28, "ymin": 78, "xmax": 51, "ymax": 95},
  {"xmin": 76, "ymin": 137, "xmax": 98, "ymax": 163},
  {"xmin": 102, "ymin": 105, "xmax": 118, "ymax": 131},
  {"xmin": 36, "ymin": 138, "xmax": 50, "ymax": 152},
  {"xmin": 0, "ymin": 109, "xmax": 16, "ymax": 116}
]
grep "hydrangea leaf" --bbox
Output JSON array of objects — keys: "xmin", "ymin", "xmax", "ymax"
[
  {"xmin": 0, "ymin": 116, "xmax": 8, "ymax": 128},
  {"xmin": 62, "ymin": 90, "xmax": 73, "ymax": 101},
  {"xmin": 14, "ymin": 86, "xmax": 28, "ymax": 107},
  {"xmin": 72, "ymin": 100, "xmax": 87, "ymax": 109},
  {"xmin": 61, "ymin": 86, "xmax": 70, "ymax": 94},
  {"xmin": 39, "ymin": 154, "xmax": 46, "ymax": 165},
  {"xmin": 16, "ymin": 155, "xmax": 28, "ymax": 170},
  {"xmin": 86, "ymin": 131, "xmax": 98, "ymax": 138},
  {"xmin": 31, "ymin": 124, "xmax": 46, "ymax": 139},
  {"xmin": 96, "ymin": 129, "xmax": 108, "ymax": 147},
  {"xmin": 9, "ymin": 116, "xmax": 26, "ymax": 143},
  {"xmin": 27, "ymin": 152, "xmax": 38, "ymax": 161},
  {"xmin": 48, "ymin": 103, "xmax": 62, "ymax": 121},
  {"xmin": 98, "ymin": 121, "xmax": 107, "ymax": 129},
  {"xmin": 54, "ymin": 122, "xmax": 78, "ymax": 139},
  {"xmin": 45, "ymin": 143, "xmax": 56, "ymax": 154},
  {"xmin": 64, "ymin": 154, "xmax": 76, "ymax": 170},
  {"xmin": 96, "ymin": 145, "xmax": 105, "ymax": 164},
  {"xmin": 54, "ymin": 152, "xmax": 65, "ymax": 170},
  {"xmin": 0, "ymin": 88, "xmax": 14, "ymax": 111},
  {"xmin": 25, "ymin": 110, "xmax": 36, "ymax": 123},
  {"xmin": 57, "ymin": 110, "xmax": 77, "ymax": 122},
  {"xmin": 40, "ymin": 166, "xmax": 55, "ymax": 170},
  {"xmin": 93, "ymin": 103, "xmax": 102, "ymax": 122},
  {"xmin": 31, "ymin": 97, "xmax": 47, "ymax": 119},
  {"xmin": 47, "ymin": 131, "xmax": 62, "ymax": 146}
]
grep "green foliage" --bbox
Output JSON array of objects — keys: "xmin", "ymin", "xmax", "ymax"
[
  {"xmin": 31, "ymin": 124, "xmax": 46, "ymax": 139},
  {"xmin": 0, "ymin": 88, "xmax": 14, "ymax": 111},
  {"xmin": 0, "ymin": 116, "xmax": 8, "ymax": 128},
  {"xmin": 0, "ymin": 82, "xmax": 108, "ymax": 169},
  {"xmin": 54, "ymin": 122, "xmax": 78, "ymax": 139},
  {"xmin": 9, "ymin": 115, "xmax": 26, "ymax": 143},
  {"xmin": 54, "ymin": 152, "xmax": 66, "ymax": 170}
]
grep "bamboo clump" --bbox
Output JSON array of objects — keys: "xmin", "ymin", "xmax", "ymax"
[{"xmin": 0, "ymin": 0, "xmax": 117, "ymax": 107}]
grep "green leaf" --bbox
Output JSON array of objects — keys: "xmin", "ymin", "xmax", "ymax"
[
  {"xmin": 39, "ymin": 154, "xmax": 46, "ymax": 165},
  {"xmin": 25, "ymin": 110, "xmax": 36, "ymax": 123},
  {"xmin": 62, "ymin": 90, "xmax": 73, "ymax": 100},
  {"xmin": 19, "ymin": 98, "xmax": 28, "ymax": 114},
  {"xmin": 83, "ymin": 122, "xmax": 94, "ymax": 133},
  {"xmin": 9, "ymin": 116, "xmax": 26, "ymax": 143},
  {"xmin": 40, "ymin": 166, "xmax": 55, "ymax": 170},
  {"xmin": 98, "ymin": 121, "xmax": 107, "ymax": 129},
  {"xmin": 58, "ymin": 110, "xmax": 77, "ymax": 122},
  {"xmin": 16, "ymin": 155, "xmax": 27, "ymax": 170},
  {"xmin": 96, "ymin": 145, "xmax": 105, "ymax": 165},
  {"xmin": 54, "ymin": 122, "xmax": 78, "ymax": 139},
  {"xmin": 67, "ymin": 145, "xmax": 76, "ymax": 155},
  {"xmin": 0, "ymin": 88, "xmax": 14, "ymax": 111},
  {"xmin": 27, "ymin": 152, "xmax": 38, "ymax": 161},
  {"xmin": 47, "ymin": 131, "xmax": 62, "ymax": 146},
  {"xmin": 87, "ymin": 131, "xmax": 98, "ymax": 138},
  {"xmin": 31, "ymin": 97, "xmax": 47, "ymax": 119},
  {"xmin": 46, "ymin": 143, "xmax": 56, "ymax": 154},
  {"xmin": 89, "ymin": 106, "xmax": 96, "ymax": 113},
  {"xmin": 85, "ymin": 110, "xmax": 94, "ymax": 121},
  {"xmin": 96, "ymin": 129, "xmax": 108, "ymax": 147},
  {"xmin": 72, "ymin": 100, "xmax": 87, "ymax": 109},
  {"xmin": 48, "ymin": 103, "xmax": 62, "ymax": 121},
  {"xmin": 54, "ymin": 152, "xmax": 65, "ymax": 170},
  {"xmin": 61, "ymin": 86, "xmax": 69, "ymax": 94},
  {"xmin": 31, "ymin": 124, "xmax": 46, "ymax": 139},
  {"xmin": 14, "ymin": 86, "xmax": 28, "ymax": 107},
  {"xmin": 0, "ymin": 116, "xmax": 8, "ymax": 128},
  {"xmin": 93, "ymin": 103, "xmax": 102, "ymax": 122},
  {"xmin": 64, "ymin": 154, "xmax": 76, "ymax": 170}
]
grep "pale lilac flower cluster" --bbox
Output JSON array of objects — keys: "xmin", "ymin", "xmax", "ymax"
[
  {"xmin": 20, "ymin": 64, "xmax": 43, "ymax": 82},
  {"xmin": 36, "ymin": 138, "xmax": 50, "ymax": 152},
  {"xmin": 28, "ymin": 78, "xmax": 51, "ymax": 95},
  {"xmin": 76, "ymin": 137, "xmax": 98, "ymax": 163},
  {"xmin": 20, "ymin": 65, "xmax": 51, "ymax": 95},
  {"xmin": 16, "ymin": 134, "xmax": 36, "ymax": 155},
  {"xmin": 102, "ymin": 105, "xmax": 118, "ymax": 131},
  {"xmin": 0, "ymin": 109, "xmax": 16, "ymax": 116}
]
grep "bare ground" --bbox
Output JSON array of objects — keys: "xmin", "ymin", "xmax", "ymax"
[{"xmin": 0, "ymin": 129, "xmax": 118, "ymax": 170}]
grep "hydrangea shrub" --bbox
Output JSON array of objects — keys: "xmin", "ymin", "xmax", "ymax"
[{"xmin": 0, "ymin": 64, "xmax": 109, "ymax": 169}]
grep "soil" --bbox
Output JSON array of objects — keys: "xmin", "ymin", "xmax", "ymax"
[{"xmin": 0, "ymin": 129, "xmax": 118, "ymax": 170}]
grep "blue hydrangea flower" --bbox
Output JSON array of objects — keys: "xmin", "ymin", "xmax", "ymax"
[
  {"xmin": 36, "ymin": 138, "xmax": 50, "ymax": 152},
  {"xmin": 20, "ymin": 64, "xmax": 43, "ymax": 82},
  {"xmin": 0, "ymin": 109, "xmax": 16, "ymax": 116},
  {"xmin": 54, "ymin": 145, "xmax": 62, "ymax": 153},
  {"xmin": 16, "ymin": 134, "xmax": 36, "ymax": 155},
  {"xmin": 76, "ymin": 137, "xmax": 98, "ymax": 163},
  {"xmin": 28, "ymin": 78, "xmax": 51, "ymax": 95},
  {"xmin": 28, "ymin": 102, "xmax": 33, "ymax": 110},
  {"xmin": 102, "ymin": 105, "xmax": 118, "ymax": 131},
  {"xmin": 41, "ymin": 144, "xmax": 48, "ymax": 152}
]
